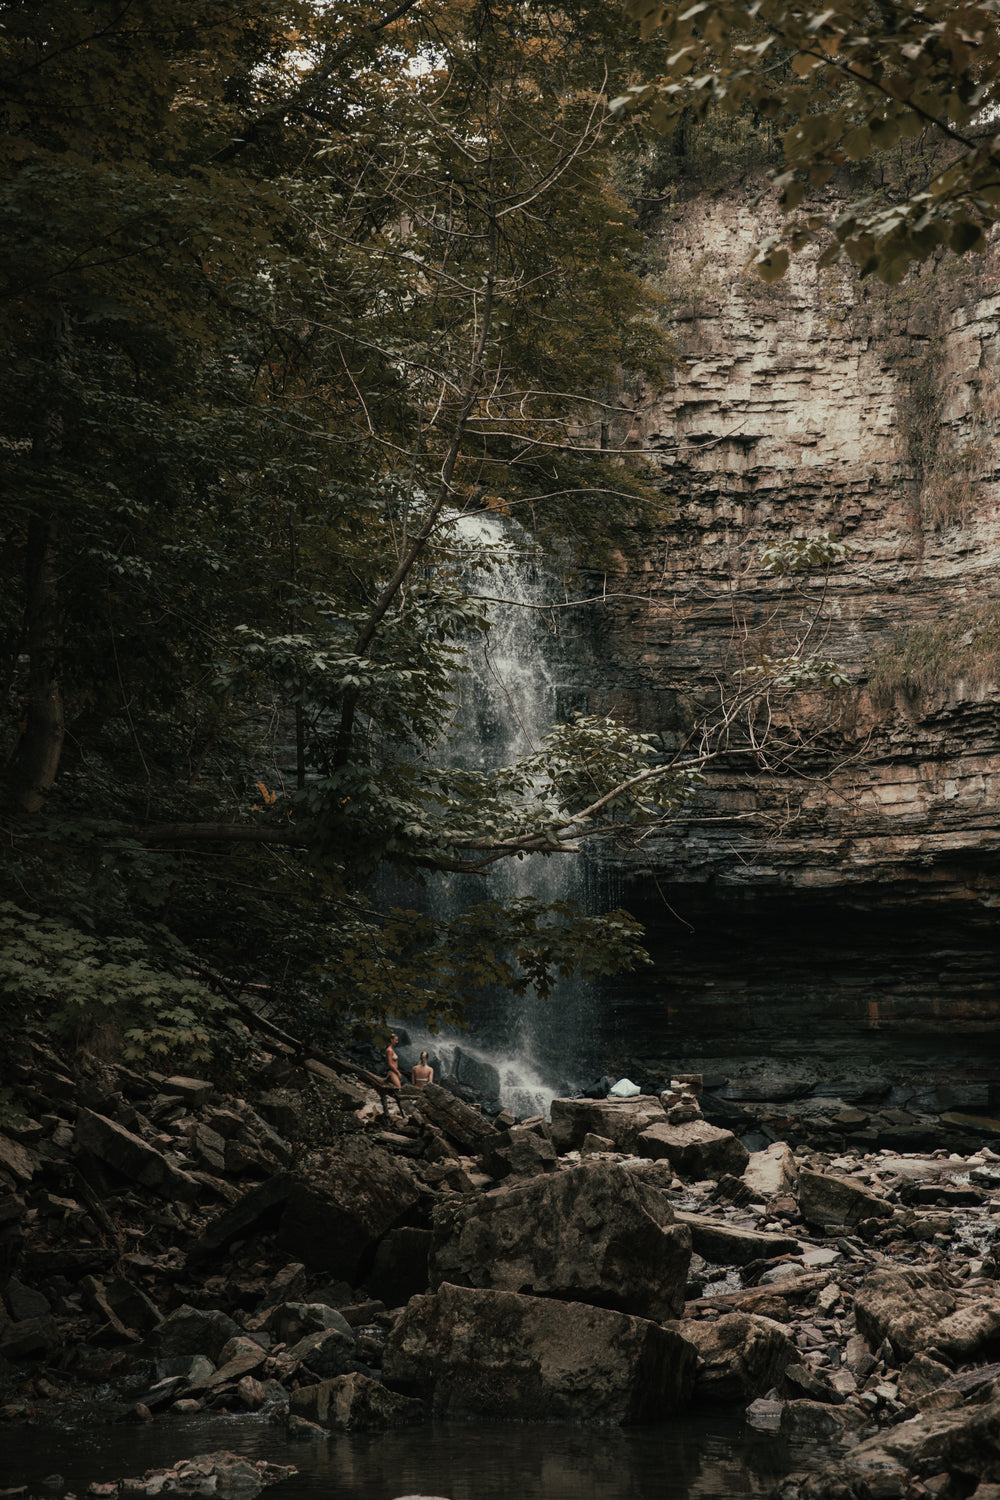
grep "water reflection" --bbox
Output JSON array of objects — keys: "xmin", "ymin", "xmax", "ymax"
[{"xmin": 1, "ymin": 1412, "xmax": 829, "ymax": 1500}]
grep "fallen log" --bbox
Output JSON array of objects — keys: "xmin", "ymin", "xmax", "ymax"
[{"xmin": 684, "ymin": 1271, "xmax": 832, "ymax": 1315}]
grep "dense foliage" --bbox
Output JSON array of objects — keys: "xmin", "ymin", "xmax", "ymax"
[
  {"xmin": 613, "ymin": 0, "xmax": 1000, "ymax": 283},
  {"xmin": 0, "ymin": 0, "xmax": 683, "ymax": 1061}
]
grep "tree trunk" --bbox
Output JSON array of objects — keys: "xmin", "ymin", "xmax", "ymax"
[
  {"xmin": 13, "ymin": 513, "xmax": 65, "ymax": 812},
  {"xmin": 11, "ymin": 303, "xmax": 71, "ymax": 813}
]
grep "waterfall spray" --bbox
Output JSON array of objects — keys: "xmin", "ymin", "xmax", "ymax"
[{"xmin": 391, "ymin": 511, "xmax": 597, "ymax": 1115}]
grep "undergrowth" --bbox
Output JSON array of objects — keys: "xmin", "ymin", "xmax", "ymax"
[{"xmin": 867, "ymin": 604, "xmax": 1000, "ymax": 711}]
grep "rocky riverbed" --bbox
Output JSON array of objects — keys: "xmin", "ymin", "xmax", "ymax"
[{"xmin": 3, "ymin": 1031, "xmax": 1000, "ymax": 1500}]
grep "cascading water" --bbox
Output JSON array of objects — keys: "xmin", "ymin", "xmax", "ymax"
[{"xmin": 391, "ymin": 512, "xmax": 599, "ymax": 1116}]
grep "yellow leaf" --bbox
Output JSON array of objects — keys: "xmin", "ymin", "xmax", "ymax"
[{"xmin": 756, "ymin": 248, "xmax": 790, "ymax": 283}]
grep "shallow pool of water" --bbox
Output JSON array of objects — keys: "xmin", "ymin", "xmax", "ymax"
[{"xmin": 0, "ymin": 1409, "xmax": 836, "ymax": 1500}]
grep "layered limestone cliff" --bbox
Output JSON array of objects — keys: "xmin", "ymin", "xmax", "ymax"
[{"xmin": 580, "ymin": 192, "xmax": 1000, "ymax": 920}]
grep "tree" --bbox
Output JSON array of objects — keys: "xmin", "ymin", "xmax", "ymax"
[
  {"xmin": 0, "ymin": 0, "xmax": 687, "ymax": 1060},
  {"xmin": 610, "ymin": 0, "xmax": 1000, "ymax": 282}
]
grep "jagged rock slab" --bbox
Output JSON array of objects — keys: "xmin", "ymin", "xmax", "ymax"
[
  {"xmin": 787, "ymin": 1393, "xmax": 1000, "ymax": 1499},
  {"xmin": 75, "ymin": 1109, "xmax": 199, "ymax": 1201},
  {"xmin": 113, "ymin": 1451, "xmax": 295, "ymax": 1499},
  {"xmin": 276, "ymin": 1139, "xmax": 420, "ymax": 1279},
  {"xmin": 147, "ymin": 1305, "xmax": 242, "ymax": 1364},
  {"xmin": 428, "ymin": 1160, "xmax": 691, "ymax": 1321},
  {"xmin": 548, "ymin": 1096, "xmax": 667, "ymax": 1154},
  {"xmin": 187, "ymin": 1175, "xmax": 292, "ymax": 1264},
  {"xmin": 411, "ymin": 1083, "xmax": 497, "ymax": 1151},
  {"xmin": 289, "ymin": 1372, "xmax": 424, "ymax": 1431},
  {"xmin": 383, "ymin": 1281, "xmax": 696, "ymax": 1425},
  {"xmin": 637, "ymin": 1120, "xmax": 750, "ymax": 1180},
  {"xmin": 678, "ymin": 1312, "xmax": 796, "ymax": 1403},
  {"xmin": 797, "ymin": 1168, "xmax": 894, "ymax": 1230},
  {"xmin": 672, "ymin": 1210, "xmax": 802, "ymax": 1266},
  {"xmin": 743, "ymin": 1141, "xmax": 798, "ymax": 1198},
  {"xmin": 855, "ymin": 1264, "xmax": 1000, "ymax": 1363}
]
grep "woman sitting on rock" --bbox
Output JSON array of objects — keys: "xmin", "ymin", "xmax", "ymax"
[{"xmin": 411, "ymin": 1050, "xmax": 434, "ymax": 1089}]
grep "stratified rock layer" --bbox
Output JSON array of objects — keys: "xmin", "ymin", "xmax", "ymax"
[
  {"xmin": 566, "ymin": 198, "xmax": 1000, "ymax": 1081},
  {"xmin": 585, "ymin": 197, "xmax": 1000, "ymax": 905}
]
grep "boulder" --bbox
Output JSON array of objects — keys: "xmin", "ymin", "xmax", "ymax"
[
  {"xmin": 780, "ymin": 1400, "xmax": 867, "ymax": 1442},
  {"xmin": 236, "ymin": 1376, "xmax": 268, "ymax": 1412},
  {"xmin": 622, "ymin": 1159, "xmax": 680, "ymax": 1194},
  {"xmin": 898, "ymin": 1351, "xmax": 956, "ymax": 1402},
  {"xmin": 548, "ymin": 1096, "xmax": 666, "ymax": 1154},
  {"xmin": 277, "ymin": 1139, "xmax": 421, "ymax": 1279},
  {"xmin": 383, "ymin": 1282, "xmax": 695, "ymax": 1425},
  {"xmin": 161, "ymin": 1076, "xmax": 215, "ymax": 1106},
  {"xmin": 450, "ymin": 1047, "xmax": 501, "ymax": 1100},
  {"xmin": 284, "ymin": 1327, "xmax": 360, "ymax": 1379},
  {"xmin": 0, "ymin": 1314, "xmax": 61, "ymax": 1361},
  {"xmin": 410, "ymin": 1083, "xmax": 496, "ymax": 1152},
  {"xmin": 482, "ymin": 1123, "xmax": 558, "ymax": 1180},
  {"xmin": 782, "ymin": 1361, "xmax": 848, "ymax": 1405},
  {"xmin": 926, "ymin": 1301, "xmax": 1000, "ymax": 1363},
  {"xmin": 81, "ymin": 1275, "xmax": 162, "ymax": 1338},
  {"xmin": 743, "ymin": 1141, "xmax": 798, "ymax": 1199},
  {"xmin": 147, "ymin": 1305, "xmax": 243, "ymax": 1364},
  {"xmin": 580, "ymin": 1133, "xmax": 617, "ymax": 1155},
  {"xmin": 290, "ymin": 1372, "xmax": 424, "ymax": 1432},
  {"xmin": 637, "ymin": 1120, "xmax": 750, "ymax": 1180},
  {"xmin": 4, "ymin": 1277, "xmax": 51, "ymax": 1321},
  {"xmin": 263, "ymin": 1301, "xmax": 354, "ymax": 1343},
  {"xmin": 155, "ymin": 1354, "xmax": 216, "ymax": 1385},
  {"xmin": 797, "ymin": 1169, "xmax": 894, "ymax": 1231},
  {"xmin": 805, "ymin": 1394, "xmax": 1000, "ymax": 1498},
  {"xmin": 75, "ymin": 1109, "xmax": 199, "ymax": 1200},
  {"xmin": 672, "ymin": 1212, "xmax": 802, "ymax": 1267},
  {"xmin": 0, "ymin": 1134, "xmax": 36, "ymax": 1184},
  {"xmin": 428, "ymin": 1160, "xmax": 691, "ymax": 1320},
  {"xmin": 678, "ymin": 1313, "xmax": 795, "ymax": 1403},
  {"xmin": 853, "ymin": 1266, "xmax": 959, "ymax": 1361},
  {"xmin": 201, "ymin": 1336, "xmax": 268, "ymax": 1389}
]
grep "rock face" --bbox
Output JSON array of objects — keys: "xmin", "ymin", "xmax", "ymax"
[
  {"xmin": 590, "ymin": 195, "xmax": 1000, "ymax": 901},
  {"xmin": 427, "ymin": 1160, "xmax": 691, "ymax": 1321},
  {"xmin": 382, "ymin": 1281, "xmax": 696, "ymax": 1425},
  {"xmin": 569, "ymin": 191, "xmax": 1000, "ymax": 1079}
]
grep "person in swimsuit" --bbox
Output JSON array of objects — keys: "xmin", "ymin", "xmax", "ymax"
[
  {"xmin": 411, "ymin": 1050, "xmax": 434, "ymax": 1088},
  {"xmin": 385, "ymin": 1034, "xmax": 402, "ymax": 1089}
]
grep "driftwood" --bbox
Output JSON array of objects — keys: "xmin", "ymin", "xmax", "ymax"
[{"xmin": 683, "ymin": 1270, "xmax": 832, "ymax": 1315}]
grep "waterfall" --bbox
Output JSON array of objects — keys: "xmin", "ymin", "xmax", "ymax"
[{"xmin": 390, "ymin": 512, "xmax": 597, "ymax": 1116}]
